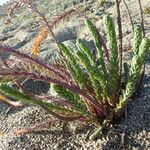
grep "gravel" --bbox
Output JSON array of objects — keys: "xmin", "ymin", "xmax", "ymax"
[{"xmin": 0, "ymin": 0, "xmax": 150, "ymax": 149}]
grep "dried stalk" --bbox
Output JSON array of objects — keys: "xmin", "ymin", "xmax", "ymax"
[
  {"xmin": 14, "ymin": 118, "xmax": 59, "ymax": 135},
  {"xmin": 115, "ymin": 0, "xmax": 123, "ymax": 88},
  {"xmin": 115, "ymin": 0, "xmax": 123, "ymax": 73},
  {"xmin": 122, "ymin": 0, "xmax": 134, "ymax": 33},
  {"xmin": 138, "ymin": 0, "xmax": 145, "ymax": 37}
]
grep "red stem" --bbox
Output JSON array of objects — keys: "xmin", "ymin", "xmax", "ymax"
[
  {"xmin": 15, "ymin": 79, "xmax": 84, "ymax": 121},
  {"xmin": 0, "ymin": 45, "xmax": 70, "ymax": 81},
  {"xmin": 0, "ymin": 70, "xmax": 105, "ymax": 116},
  {"xmin": 36, "ymin": 95, "xmax": 75, "ymax": 109}
]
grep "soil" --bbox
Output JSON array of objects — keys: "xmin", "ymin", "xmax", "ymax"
[{"xmin": 0, "ymin": 0, "xmax": 150, "ymax": 149}]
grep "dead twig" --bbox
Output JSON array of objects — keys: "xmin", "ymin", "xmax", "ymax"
[
  {"xmin": 138, "ymin": 0, "xmax": 145, "ymax": 37},
  {"xmin": 122, "ymin": 0, "xmax": 134, "ymax": 33},
  {"xmin": 14, "ymin": 118, "xmax": 59, "ymax": 135},
  {"xmin": 115, "ymin": 0, "xmax": 123, "ymax": 92}
]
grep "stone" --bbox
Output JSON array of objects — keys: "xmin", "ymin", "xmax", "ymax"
[{"xmin": 22, "ymin": 78, "xmax": 50, "ymax": 95}]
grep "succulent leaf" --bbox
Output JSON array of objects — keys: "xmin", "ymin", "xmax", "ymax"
[
  {"xmin": 123, "ymin": 62, "xmax": 130, "ymax": 85},
  {"xmin": 103, "ymin": 14, "xmax": 119, "ymax": 106},
  {"xmin": 76, "ymin": 38, "xmax": 96, "ymax": 65},
  {"xmin": 52, "ymin": 84, "xmax": 88, "ymax": 114},
  {"xmin": 133, "ymin": 25, "xmax": 142, "ymax": 55},
  {"xmin": 0, "ymin": 84, "xmax": 82, "ymax": 116},
  {"xmin": 58, "ymin": 43, "xmax": 87, "ymax": 89},
  {"xmin": 118, "ymin": 38, "xmax": 150, "ymax": 109},
  {"xmin": 85, "ymin": 19, "xmax": 106, "ymax": 70},
  {"xmin": 85, "ymin": 19, "xmax": 108, "ymax": 100},
  {"xmin": 76, "ymin": 50, "xmax": 102, "ymax": 101}
]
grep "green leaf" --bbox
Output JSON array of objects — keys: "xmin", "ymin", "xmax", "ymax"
[
  {"xmin": 76, "ymin": 38, "xmax": 96, "ymax": 65},
  {"xmin": 0, "ymin": 84, "xmax": 34, "ymax": 104},
  {"xmin": 85, "ymin": 19, "xmax": 105, "ymax": 66},
  {"xmin": 118, "ymin": 38, "xmax": 150, "ymax": 109},
  {"xmin": 58, "ymin": 43, "xmax": 88, "ymax": 89},
  {"xmin": 45, "ymin": 102, "xmax": 81, "ymax": 115},
  {"xmin": 103, "ymin": 14, "xmax": 119, "ymax": 105},
  {"xmin": 123, "ymin": 62, "xmax": 130, "ymax": 85},
  {"xmin": 76, "ymin": 50, "xmax": 103, "ymax": 101},
  {"xmin": 0, "ymin": 84, "xmax": 82, "ymax": 116},
  {"xmin": 52, "ymin": 84, "xmax": 87, "ymax": 115},
  {"xmin": 133, "ymin": 25, "xmax": 142, "ymax": 55},
  {"xmin": 85, "ymin": 19, "xmax": 108, "ymax": 100}
]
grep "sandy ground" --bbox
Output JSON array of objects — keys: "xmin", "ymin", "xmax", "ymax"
[{"xmin": 0, "ymin": 0, "xmax": 150, "ymax": 149}]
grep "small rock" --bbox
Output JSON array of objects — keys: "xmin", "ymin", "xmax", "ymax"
[{"xmin": 22, "ymin": 79, "xmax": 50, "ymax": 95}]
